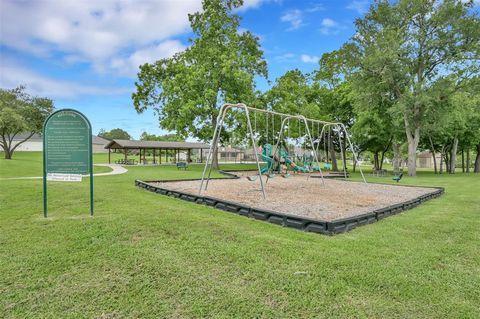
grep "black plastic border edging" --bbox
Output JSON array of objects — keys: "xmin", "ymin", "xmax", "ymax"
[{"xmin": 134, "ymin": 174, "xmax": 444, "ymax": 235}]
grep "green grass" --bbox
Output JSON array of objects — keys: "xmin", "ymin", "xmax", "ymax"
[
  {"xmin": 0, "ymin": 152, "xmax": 114, "ymax": 177},
  {"xmin": 0, "ymin": 152, "xmax": 479, "ymax": 318}
]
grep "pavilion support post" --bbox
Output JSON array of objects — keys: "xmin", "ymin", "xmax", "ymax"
[
  {"xmin": 139, "ymin": 148, "xmax": 141, "ymax": 164},
  {"xmin": 187, "ymin": 149, "xmax": 191, "ymax": 163},
  {"xmin": 153, "ymin": 149, "xmax": 156, "ymax": 164},
  {"xmin": 124, "ymin": 148, "xmax": 127, "ymax": 161},
  {"xmin": 108, "ymin": 148, "xmax": 111, "ymax": 164},
  {"xmin": 200, "ymin": 149, "xmax": 203, "ymax": 163},
  {"xmin": 159, "ymin": 149, "xmax": 162, "ymax": 164}
]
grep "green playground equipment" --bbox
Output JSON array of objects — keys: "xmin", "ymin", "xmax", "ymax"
[
  {"xmin": 392, "ymin": 173, "xmax": 403, "ymax": 182},
  {"xmin": 199, "ymin": 103, "xmax": 367, "ymax": 200}
]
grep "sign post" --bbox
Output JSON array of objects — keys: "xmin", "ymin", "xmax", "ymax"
[{"xmin": 43, "ymin": 109, "xmax": 93, "ymax": 217}]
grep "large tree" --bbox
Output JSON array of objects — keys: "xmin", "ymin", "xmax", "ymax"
[
  {"xmin": 132, "ymin": 0, "xmax": 267, "ymax": 168},
  {"xmin": 342, "ymin": 0, "xmax": 480, "ymax": 176},
  {"xmin": 0, "ymin": 86, "xmax": 54, "ymax": 159},
  {"xmin": 98, "ymin": 128, "xmax": 132, "ymax": 140}
]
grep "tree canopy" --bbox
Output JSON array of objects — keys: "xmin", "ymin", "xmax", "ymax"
[
  {"xmin": 139, "ymin": 132, "xmax": 184, "ymax": 142},
  {"xmin": 132, "ymin": 0, "xmax": 267, "ymax": 167},
  {"xmin": 98, "ymin": 128, "xmax": 132, "ymax": 140},
  {"xmin": 0, "ymin": 86, "xmax": 54, "ymax": 159}
]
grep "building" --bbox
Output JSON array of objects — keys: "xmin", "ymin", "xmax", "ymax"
[
  {"xmin": 11, "ymin": 133, "xmax": 110, "ymax": 153},
  {"xmin": 417, "ymin": 151, "xmax": 442, "ymax": 169},
  {"xmin": 104, "ymin": 139, "xmax": 210, "ymax": 164},
  {"xmin": 92, "ymin": 135, "xmax": 110, "ymax": 153},
  {"xmin": 11, "ymin": 133, "xmax": 42, "ymax": 151}
]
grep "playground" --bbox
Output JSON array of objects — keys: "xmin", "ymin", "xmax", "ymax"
[
  {"xmin": 138, "ymin": 104, "xmax": 442, "ymax": 233},
  {"xmin": 150, "ymin": 175, "xmax": 437, "ymax": 222}
]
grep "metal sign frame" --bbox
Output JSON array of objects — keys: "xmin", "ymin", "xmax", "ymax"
[{"xmin": 43, "ymin": 109, "xmax": 94, "ymax": 217}]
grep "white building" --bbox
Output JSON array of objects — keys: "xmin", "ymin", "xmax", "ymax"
[{"xmin": 12, "ymin": 133, "xmax": 110, "ymax": 153}]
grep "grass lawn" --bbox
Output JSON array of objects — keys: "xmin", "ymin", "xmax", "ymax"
[{"xmin": 0, "ymin": 152, "xmax": 479, "ymax": 318}]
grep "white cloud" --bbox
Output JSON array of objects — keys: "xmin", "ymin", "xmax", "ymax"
[
  {"xmin": 109, "ymin": 40, "xmax": 186, "ymax": 77},
  {"xmin": 321, "ymin": 18, "xmax": 338, "ymax": 28},
  {"xmin": 0, "ymin": 64, "xmax": 129, "ymax": 99},
  {"xmin": 0, "ymin": 0, "xmax": 272, "ymax": 78},
  {"xmin": 301, "ymin": 54, "xmax": 319, "ymax": 63},
  {"xmin": 320, "ymin": 18, "xmax": 341, "ymax": 35},
  {"xmin": 0, "ymin": 0, "xmax": 201, "ymax": 77},
  {"xmin": 273, "ymin": 53, "xmax": 296, "ymax": 62},
  {"xmin": 306, "ymin": 4, "xmax": 325, "ymax": 13},
  {"xmin": 280, "ymin": 9, "xmax": 304, "ymax": 30},
  {"xmin": 346, "ymin": 1, "xmax": 370, "ymax": 15}
]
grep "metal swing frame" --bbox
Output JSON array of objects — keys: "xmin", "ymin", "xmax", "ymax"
[{"xmin": 198, "ymin": 103, "xmax": 366, "ymax": 200}]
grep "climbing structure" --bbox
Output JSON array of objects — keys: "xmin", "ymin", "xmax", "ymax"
[{"xmin": 199, "ymin": 103, "xmax": 366, "ymax": 199}]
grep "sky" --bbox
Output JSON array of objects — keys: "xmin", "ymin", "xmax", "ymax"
[{"xmin": 0, "ymin": 0, "xmax": 393, "ymax": 139}]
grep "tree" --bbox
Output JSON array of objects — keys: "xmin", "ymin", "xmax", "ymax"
[
  {"xmin": 132, "ymin": 0, "xmax": 267, "ymax": 168},
  {"xmin": 265, "ymin": 69, "xmax": 321, "ymax": 119},
  {"xmin": 0, "ymin": 86, "xmax": 54, "ymax": 159},
  {"xmin": 342, "ymin": 0, "xmax": 480, "ymax": 176},
  {"xmin": 139, "ymin": 132, "xmax": 183, "ymax": 142},
  {"xmin": 98, "ymin": 128, "xmax": 131, "ymax": 140}
]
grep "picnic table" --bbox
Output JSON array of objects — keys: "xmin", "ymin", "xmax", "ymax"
[
  {"xmin": 372, "ymin": 169, "xmax": 387, "ymax": 177},
  {"xmin": 115, "ymin": 159, "xmax": 136, "ymax": 165}
]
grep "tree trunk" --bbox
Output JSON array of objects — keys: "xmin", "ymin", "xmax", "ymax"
[
  {"xmin": 439, "ymin": 148, "xmax": 444, "ymax": 174},
  {"xmin": 428, "ymin": 135, "xmax": 437, "ymax": 174},
  {"xmin": 466, "ymin": 149, "xmax": 470, "ymax": 173},
  {"xmin": 461, "ymin": 149, "xmax": 465, "ymax": 173},
  {"xmin": 3, "ymin": 148, "xmax": 12, "ymax": 159},
  {"xmin": 392, "ymin": 142, "xmax": 401, "ymax": 173},
  {"xmin": 444, "ymin": 151, "xmax": 450, "ymax": 174},
  {"xmin": 329, "ymin": 129, "xmax": 338, "ymax": 171},
  {"xmin": 1, "ymin": 132, "xmax": 34, "ymax": 160},
  {"xmin": 474, "ymin": 144, "xmax": 480, "ymax": 173},
  {"xmin": 405, "ymin": 121, "xmax": 420, "ymax": 176},
  {"xmin": 341, "ymin": 133, "xmax": 347, "ymax": 171},
  {"xmin": 353, "ymin": 159, "xmax": 356, "ymax": 173},
  {"xmin": 449, "ymin": 137, "xmax": 458, "ymax": 174},
  {"xmin": 379, "ymin": 151, "xmax": 385, "ymax": 170},
  {"xmin": 373, "ymin": 152, "xmax": 379, "ymax": 171}
]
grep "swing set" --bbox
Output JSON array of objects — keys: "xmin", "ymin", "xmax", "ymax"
[{"xmin": 199, "ymin": 103, "xmax": 366, "ymax": 199}]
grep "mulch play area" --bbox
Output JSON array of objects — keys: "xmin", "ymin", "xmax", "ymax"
[{"xmin": 136, "ymin": 171, "xmax": 444, "ymax": 235}]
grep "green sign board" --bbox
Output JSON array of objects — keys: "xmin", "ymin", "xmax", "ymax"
[
  {"xmin": 44, "ymin": 110, "xmax": 91, "ymax": 174},
  {"xmin": 43, "ymin": 109, "xmax": 93, "ymax": 217}
]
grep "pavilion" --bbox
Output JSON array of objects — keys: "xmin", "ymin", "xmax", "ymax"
[{"xmin": 104, "ymin": 140, "xmax": 210, "ymax": 164}]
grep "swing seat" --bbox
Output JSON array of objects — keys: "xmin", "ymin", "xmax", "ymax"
[
  {"xmin": 266, "ymin": 173, "xmax": 276, "ymax": 179},
  {"xmin": 392, "ymin": 173, "xmax": 403, "ymax": 183},
  {"xmin": 247, "ymin": 175, "xmax": 258, "ymax": 182},
  {"xmin": 282, "ymin": 173, "xmax": 291, "ymax": 178}
]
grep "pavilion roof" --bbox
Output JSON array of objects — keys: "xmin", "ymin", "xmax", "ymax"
[{"xmin": 105, "ymin": 139, "xmax": 210, "ymax": 150}]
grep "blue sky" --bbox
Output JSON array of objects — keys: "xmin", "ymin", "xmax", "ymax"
[{"xmin": 0, "ymin": 0, "xmax": 373, "ymax": 139}]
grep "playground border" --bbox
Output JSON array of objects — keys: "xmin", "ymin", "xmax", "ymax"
[{"xmin": 135, "ymin": 172, "xmax": 444, "ymax": 235}]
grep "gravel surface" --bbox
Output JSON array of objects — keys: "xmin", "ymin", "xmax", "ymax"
[{"xmin": 152, "ymin": 173, "xmax": 435, "ymax": 221}]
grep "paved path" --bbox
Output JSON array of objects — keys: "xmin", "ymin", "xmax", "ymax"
[{"xmin": 0, "ymin": 164, "xmax": 128, "ymax": 180}]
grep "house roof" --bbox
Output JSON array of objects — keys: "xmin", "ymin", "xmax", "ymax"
[
  {"xmin": 92, "ymin": 135, "xmax": 110, "ymax": 145},
  {"xmin": 105, "ymin": 139, "xmax": 210, "ymax": 150}
]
